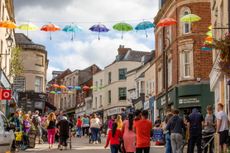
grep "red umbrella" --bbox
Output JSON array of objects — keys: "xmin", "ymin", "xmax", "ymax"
[
  {"xmin": 41, "ymin": 23, "xmax": 60, "ymax": 40},
  {"xmin": 83, "ymin": 85, "xmax": 90, "ymax": 91},
  {"xmin": 157, "ymin": 18, "xmax": 177, "ymax": 27}
]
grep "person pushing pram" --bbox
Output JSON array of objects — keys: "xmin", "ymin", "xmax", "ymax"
[{"xmin": 56, "ymin": 115, "xmax": 73, "ymax": 150}]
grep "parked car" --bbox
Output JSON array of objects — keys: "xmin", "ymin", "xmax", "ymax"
[{"xmin": 0, "ymin": 111, "xmax": 15, "ymax": 153}]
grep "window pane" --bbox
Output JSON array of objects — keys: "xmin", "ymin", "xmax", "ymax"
[
  {"xmin": 119, "ymin": 88, "xmax": 127, "ymax": 100},
  {"xmin": 35, "ymin": 76, "xmax": 43, "ymax": 92},
  {"xmin": 119, "ymin": 68, "xmax": 127, "ymax": 80}
]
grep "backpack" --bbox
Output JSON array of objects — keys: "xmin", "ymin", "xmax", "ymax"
[{"xmin": 32, "ymin": 116, "xmax": 40, "ymax": 127}]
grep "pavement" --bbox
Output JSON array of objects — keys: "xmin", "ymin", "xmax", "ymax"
[{"xmin": 19, "ymin": 136, "xmax": 165, "ymax": 153}]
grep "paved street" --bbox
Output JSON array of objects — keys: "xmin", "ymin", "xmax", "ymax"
[{"xmin": 19, "ymin": 136, "xmax": 165, "ymax": 153}]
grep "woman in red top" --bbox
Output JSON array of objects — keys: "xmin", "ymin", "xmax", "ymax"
[
  {"xmin": 76, "ymin": 116, "xmax": 83, "ymax": 137},
  {"xmin": 105, "ymin": 123, "xmax": 122, "ymax": 153}
]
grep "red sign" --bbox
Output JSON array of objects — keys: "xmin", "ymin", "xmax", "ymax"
[{"xmin": 0, "ymin": 89, "xmax": 12, "ymax": 100}]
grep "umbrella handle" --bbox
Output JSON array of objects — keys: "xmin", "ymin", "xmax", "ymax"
[
  {"xmin": 121, "ymin": 31, "xmax": 123, "ymax": 39},
  {"xmin": 98, "ymin": 31, "xmax": 100, "ymax": 40},
  {"xmin": 50, "ymin": 31, "xmax": 52, "ymax": 40},
  {"xmin": 145, "ymin": 30, "xmax": 148, "ymax": 38},
  {"xmin": 71, "ymin": 32, "xmax": 74, "ymax": 41}
]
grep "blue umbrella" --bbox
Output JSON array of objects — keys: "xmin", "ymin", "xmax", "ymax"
[
  {"xmin": 63, "ymin": 24, "xmax": 82, "ymax": 40},
  {"xmin": 89, "ymin": 24, "xmax": 109, "ymax": 40},
  {"xmin": 135, "ymin": 21, "xmax": 155, "ymax": 37},
  {"xmin": 75, "ymin": 86, "xmax": 81, "ymax": 90},
  {"xmin": 201, "ymin": 47, "xmax": 212, "ymax": 51}
]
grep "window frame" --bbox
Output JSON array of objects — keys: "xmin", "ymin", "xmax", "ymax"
[
  {"xmin": 108, "ymin": 72, "xmax": 112, "ymax": 84},
  {"xmin": 35, "ymin": 76, "xmax": 43, "ymax": 92},
  {"xmin": 35, "ymin": 54, "xmax": 44, "ymax": 67},
  {"xmin": 118, "ymin": 87, "xmax": 127, "ymax": 101},
  {"xmin": 119, "ymin": 68, "xmax": 127, "ymax": 80},
  {"xmin": 108, "ymin": 90, "xmax": 111, "ymax": 104},
  {"xmin": 180, "ymin": 7, "xmax": 191, "ymax": 35}
]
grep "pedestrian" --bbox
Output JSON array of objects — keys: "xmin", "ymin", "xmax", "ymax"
[
  {"xmin": 82, "ymin": 114, "xmax": 90, "ymax": 136},
  {"xmin": 22, "ymin": 114, "xmax": 31, "ymax": 148},
  {"xmin": 216, "ymin": 103, "xmax": 229, "ymax": 153},
  {"xmin": 32, "ymin": 110, "xmax": 43, "ymax": 144},
  {"xmin": 203, "ymin": 105, "xmax": 215, "ymax": 153},
  {"xmin": 90, "ymin": 113, "xmax": 101, "ymax": 144},
  {"xmin": 116, "ymin": 115, "xmax": 123, "ymax": 130},
  {"xmin": 57, "ymin": 111, "xmax": 64, "ymax": 122},
  {"xmin": 134, "ymin": 109, "xmax": 141, "ymax": 122},
  {"xmin": 104, "ymin": 122, "xmax": 122, "ymax": 153},
  {"xmin": 166, "ymin": 109, "xmax": 186, "ymax": 153},
  {"xmin": 122, "ymin": 113, "xmax": 136, "ymax": 153},
  {"xmin": 10, "ymin": 111, "xmax": 21, "ymax": 132},
  {"xmin": 56, "ymin": 115, "xmax": 73, "ymax": 150},
  {"xmin": 154, "ymin": 116, "xmax": 162, "ymax": 128},
  {"xmin": 164, "ymin": 110, "xmax": 173, "ymax": 153},
  {"xmin": 46, "ymin": 112, "xmax": 56, "ymax": 149},
  {"xmin": 76, "ymin": 116, "xmax": 83, "ymax": 137},
  {"xmin": 121, "ymin": 108, "xmax": 127, "ymax": 121},
  {"xmin": 187, "ymin": 108, "xmax": 204, "ymax": 153},
  {"xmin": 134, "ymin": 110, "xmax": 152, "ymax": 153},
  {"xmin": 108, "ymin": 115, "xmax": 115, "ymax": 134}
]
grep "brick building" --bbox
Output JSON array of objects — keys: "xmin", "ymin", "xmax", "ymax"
[{"xmin": 154, "ymin": 0, "xmax": 214, "ymax": 117}]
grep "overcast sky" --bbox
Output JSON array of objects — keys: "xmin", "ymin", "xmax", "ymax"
[{"xmin": 14, "ymin": 0, "xmax": 159, "ymax": 81}]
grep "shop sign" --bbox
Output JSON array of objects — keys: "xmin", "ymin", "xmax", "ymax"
[
  {"xmin": 134, "ymin": 101, "xmax": 143, "ymax": 110},
  {"xmin": 0, "ymin": 71, "xmax": 11, "ymax": 89},
  {"xmin": 160, "ymin": 96, "xmax": 166, "ymax": 106},
  {"xmin": 144, "ymin": 101, "xmax": 150, "ymax": 110},
  {"xmin": 0, "ymin": 89, "xmax": 12, "ymax": 100},
  {"xmin": 107, "ymin": 107, "xmax": 125, "ymax": 116},
  {"xmin": 179, "ymin": 97, "xmax": 200, "ymax": 104}
]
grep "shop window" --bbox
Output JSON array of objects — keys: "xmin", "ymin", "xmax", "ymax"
[
  {"xmin": 119, "ymin": 68, "xmax": 127, "ymax": 80},
  {"xmin": 119, "ymin": 87, "xmax": 127, "ymax": 100}
]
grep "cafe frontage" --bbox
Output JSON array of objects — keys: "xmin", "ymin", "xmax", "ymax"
[{"xmin": 156, "ymin": 83, "xmax": 214, "ymax": 119}]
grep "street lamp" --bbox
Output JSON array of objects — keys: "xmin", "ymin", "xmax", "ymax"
[{"xmin": 6, "ymin": 34, "xmax": 13, "ymax": 48}]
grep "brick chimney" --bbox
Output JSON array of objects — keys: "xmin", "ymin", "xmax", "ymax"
[{"xmin": 118, "ymin": 45, "xmax": 130, "ymax": 56}]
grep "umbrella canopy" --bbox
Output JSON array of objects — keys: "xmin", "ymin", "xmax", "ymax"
[
  {"xmin": 0, "ymin": 20, "xmax": 17, "ymax": 29},
  {"xmin": 206, "ymin": 31, "xmax": 212, "ymax": 37},
  {"xmin": 135, "ymin": 21, "xmax": 155, "ymax": 37},
  {"xmin": 157, "ymin": 18, "xmax": 177, "ymax": 27},
  {"xmin": 18, "ymin": 23, "xmax": 39, "ymax": 37},
  {"xmin": 63, "ymin": 24, "xmax": 82, "ymax": 40},
  {"xmin": 205, "ymin": 36, "xmax": 213, "ymax": 42},
  {"xmin": 59, "ymin": 85, "xmax": 67, "ymax": 89},
  {"xmin": 52, "ymin": 84, "xmax": 60, "ymax": 88},
  {"xmin": 67, "ymin": 86, "xmax": 74, "ymax": 90},
  {"xmin": 180, "ymin": 14, "xmax": 201, "ymax": 23},
  {"xmin": 75, "ymin": 86, "xmax": 81, "ymax": 90},
  {"xmin": 41, "ymin": 23, "xmax": 61, "ymax": 40},
  {"xmin": 89, "ymin": 24, "xmax": 109, "ymax": 40},
  {"xmin": 201, "ymin": 47, "xmax": 212, "ymax": 51},
  {"xmin": 50, "ymin": 91, "xmax": 56, "ymax": 94},
  {"xmin": 208, "ymin": 25, "xmax": 212, "ymax": 30},
  {"xmin": 56, "ymin": 91, "xmax": 62, "ymax": 94},
  {"xmin": 113, "ymin": 22, "xmax": 133, "ymax": 39},
  {"xmin": 83, "ymin": 85, "xmax": 90, "ymax": 91}
]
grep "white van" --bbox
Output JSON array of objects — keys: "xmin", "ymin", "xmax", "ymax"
[{"xmin": 0, "ymin": 111, "xmax": 15, "ymax": 153}]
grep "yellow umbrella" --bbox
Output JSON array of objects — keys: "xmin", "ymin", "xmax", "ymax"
[
  {"xmin": 208, "ymin": 25, "xmax": 212, "ymax": 30},
  {"xmin": 0, "ymin": 20, "xmax": 17, "ymax": 29},
  {"xmin": 180, "ymin": 14, "xmax": 201, "ymax": 23},
  {"xmin": 206, "ymin": 31, "xmax": 212, "ymax": 37}
]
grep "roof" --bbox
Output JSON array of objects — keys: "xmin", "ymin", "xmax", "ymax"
[
  {"xmin": 15, "ymin": 33, "xmax": 46, "ymax": 52},
  {"xmin": 48, "ymin": 69, "xmax": 72, "ymax": 83},
  {"xmin": 78, "ymin": 65, "xmax": 101, "ymax": 85}
]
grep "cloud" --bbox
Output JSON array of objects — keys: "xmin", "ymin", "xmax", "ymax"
[{"xmin": 14, "ymin": 0, "xmax": 158, "ymax": 81}]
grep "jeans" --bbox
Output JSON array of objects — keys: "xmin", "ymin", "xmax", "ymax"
[
  {"xmin": 110, "ymin": 144, "xmax": 119, "ymax": 153},
  {"xmin": 136, "ymin": 147, "xmax": 150, "ymax": 153},
  {"xmin": 171, "ymin": 133, "xmax": 183, "ymax": 153},
  {"xmin": 47, "ymin": 129, "xmax": 56, "ymax": 144},
  {"xmin": 91, "ymin": 128, "xmax": 99, "ymax": 141},
  {"xmin": 188, "ymin": 135, "xmax": 202, "ymax": 153},
  {"xmin": 165, "ymin": 133, "xmax": 172, "ymax": 153},
  {"xmin": 82, "ymin": 127, "xmax": 89, "ymax": 136},
  {"xmin": 76, "ymin": 127, "xmax": 82, "ymax": 137}
]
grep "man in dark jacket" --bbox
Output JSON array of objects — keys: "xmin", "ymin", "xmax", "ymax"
[
  {"xmin": 56, "ymin": 116, "xmax": 73, "ymax": 150},
  {"xmin": 166, "ymin": 109, "xmax": 186, "ymax": 153},
  {"xmin": 187, "ymin": 108, "xmax": 204, "ymax": 153}
]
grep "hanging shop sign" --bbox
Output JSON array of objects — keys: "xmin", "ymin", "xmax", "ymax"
[
  {"xmin": 107, "ymin": 107, "xmax": 125, "ymax": 116},
  {"xmin": 0, "ymin": 89, "xmax": 12, "ymax": 100}
]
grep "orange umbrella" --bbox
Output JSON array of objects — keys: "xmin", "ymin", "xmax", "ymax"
[
  {"xmin": 59, "ymin": 85, "xmax": 67, "ymax": 89},
  {"xmin": 205, "ymin": 36, "xmax": 213, "ymax": 42},
  {"xmin": 52, "ymin": 84, "xmax": 59, "ymax": 88},
  {"xmin": 157, "ymin": 18, "xmax": 177, "ymax": 27},
  {"xmin": 41, "ymin": 23, "xmax": 61, "ymax": 40},
  {"xmin": 0, "ymin": 20, "xmax": 17, "ymax": 29}
]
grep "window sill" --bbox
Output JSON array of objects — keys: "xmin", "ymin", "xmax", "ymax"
[{"xmin": 179, "ymin": 76, "xmax": 194, "ymax": 81}]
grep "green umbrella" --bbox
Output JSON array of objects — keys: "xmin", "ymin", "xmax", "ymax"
[
  {"xmin": 180, "ymin": 14, "xmax": 201, "ymax": 23},
  {"xmin": 113, "ymin": 22, "xmax": 133, "ymax": 39},
  {"xmin": 206, "ymin": 31, "xmax": 212, "ymax": 37}
]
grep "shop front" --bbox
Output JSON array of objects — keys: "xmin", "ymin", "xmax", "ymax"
[{"xmin": 104, "ymin": 106, "xmax": 126, "ymax": 121}]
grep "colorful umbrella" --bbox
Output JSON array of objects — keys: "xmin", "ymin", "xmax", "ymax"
[
  {"xmin": 180, "ymin": 14, "xmax": 201, "ymax": 23},
  {"xmin": 113, "ymin": 22, "xmax": 133, "ymax": 39},
  {"xmin": 208, "ymin": 25, "xmax": 212, "ymax": 30},
  {"xmin": 56, "ymin": 91, "xmax": 62, "ymax": 94},
  {"xmin": 59, "ymin": 85, "xmax": 67, "ymax": 89},
  {"xmin": 206, "ymin": 31, "xmax": 212, "ymax": 37},
  {"xmin": 0, "ymin": 20, "xmax": 17, "ymax": 29},
  {"xmin": 41, "ymin": 23, "xmax": 61, "ymax": 40},
  {"xmin": 157, "ymin": 18, "xmax": 177, "ymax": 27},
  {"xmin": 135, "ymin": 21, "xmax": 155, "ymax": 38},
  {"xmin": 67, "ymin": 86, "xmax": 74, "ymax": 90},
  {"xmin": 52, "ymin": 84, "xmax": 59, "ymax": 88},
  {"xmin": 89, "ymin": 24, "xmax": 109, "ymax": 40},
  {"xmin": 75, "ymin": 86, "xmax": 81, "ymax": 90},
  {"xmin": 50, "ymin": 91, "xmax": 56, "ymax": 94},
  {"xmin": 83, "ymin": 85, "xmax": 90, "ymax": 91},
  {"xmin": 205, "ymin": 36, "xmax": 213, "ymax": 42},
  {"xmin": 62, "ymin": 24, "xmax": 82, "ymax": 41},
  {"xmin": 17, "ymin": 23, "xmax": 39, "ymax": 36},
  {"xmin": 201, "ymin": 47, "xmax": 212, "ymax": 51}
]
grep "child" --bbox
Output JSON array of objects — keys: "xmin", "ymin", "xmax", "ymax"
[{"xmin": 104, "ymin": 123, "xmax": 122, "ymax": 153}]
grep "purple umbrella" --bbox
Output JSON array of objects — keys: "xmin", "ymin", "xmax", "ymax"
[{"xmin": 89, "ymin": 24, "xmax": 109, "ymax": 40}]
